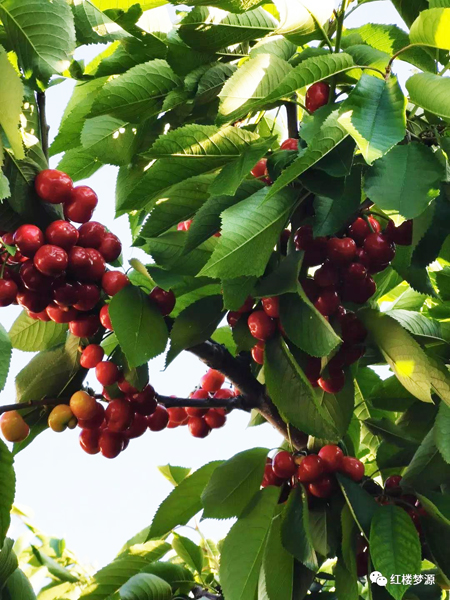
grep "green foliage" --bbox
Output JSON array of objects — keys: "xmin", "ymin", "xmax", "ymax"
[
  {"xmin": 0, "ymin": 441, "xmax": 15, "ymax": 547},
  {"xmin": 281, "ymin": 485, "xmax": 317, "ymax": 570},
  {"xmin": 9, "ymin": 312, "xmax": 67, "ymax": 353}
]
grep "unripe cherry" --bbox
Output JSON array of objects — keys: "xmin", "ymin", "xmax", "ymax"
[
  {"xmin": 0, "ymin": 411, "xmax": 30, "ymax": 442},
  {"xmin": 48, "ymin": 404, "xmax": 77, "ymax": 432},
  {"xmin": 70, "ymin": 391, "xmax": 98, "ymax": 420}
]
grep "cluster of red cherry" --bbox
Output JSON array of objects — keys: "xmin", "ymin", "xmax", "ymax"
[
  {"xmin": 0, "ymin": 169, "xmax": 125, "ymax": 338},
  {"xmin": 262, "ymin": 444, "xmax": 364, "ymax": 499},
  {"xmin": 357, "ymin": 474, "xmax": 427, "ymax": 576}
]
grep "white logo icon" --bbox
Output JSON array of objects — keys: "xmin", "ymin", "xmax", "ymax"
[{"xmin": 370, "ymin": 572, "xmax": 388, "ymax": 586}]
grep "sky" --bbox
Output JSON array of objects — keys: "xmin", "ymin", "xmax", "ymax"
[{"xmin": 2, "ymin": 0, "xmax": 414, "ymax": 575}]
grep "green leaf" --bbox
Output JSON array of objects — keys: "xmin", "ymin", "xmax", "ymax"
[
  {"xmin": 364, "ymin": 143, "xmax": 443, "ymax": 219},
  {"xmin": 362, "ymin": 417, "xmax": 418, "ymax": 448},
  {"xmin": 2, "ymin": 568, "xmax": 36, "ymax": 600},
  {"xmin": 172, "ymin": 535, "xmax": 204, "ymax": 573},
  {"xmin": 222, "ymin": 277, "xmax": 257, "ymax": 311},
  {"xmin": 402, "ymin": 429, "xmax": 450, "ymax": 492},
  {"xmin": 109, "ymin": 286, "xmax": 169, "ymax": 368},
  {"xmin": 411, "ymin": 191, "xmax": 450, "ymax": 269},
  {"xmin": 249, "ymin": 35, "xmax": 296, "ymax": 61},
  {"xmin": 264, "ymin": 52, "xmax": 355, "ymax": 106},
  {"xmin": 437, "ymin": 267, "xmax": 450, "ymax": 300},
  {"xmin": 220, "ymin": 486, "xmax": 280, "ymax": 600},
  {"xmin": 370, "ymin": 505, "xmax": 422, "ymax": 600},
  {"xmin": 90, "ymin": 0, "xmax": 165, "ymax": 9},
  {"xmin": 0, "ymin": 324, "xmax": 11, "ymax": 393},
  {"xmin": 217, "ymin": 54, "xmax": 292, "ymax": 124},
  {"xmin": 262, "ymin": 506, "xmax": 294, "ymax": 600},
  {"xmin": 31, "ymin": 546, "xmax": 78, "ymax": 583},
  {"xmin": 416, "ymin": 491, "xmax": 450, "ymax": 526},
  {"xmin": 279, "ymin": 292, "xmax": 341, "ymax": 358},
  {"xmin": 9, "ymin": 312, "xmax": 67, "ymax": 352},
  {"xmin": 195, "ymin": 62, "xmax": 237, "ymax": 104},
  {"xmin": 434, "ymin": 402, "xmax": 450, "ymax": 463},
  {"xmin": 338, "ymin": 74, "xmax": 406, "ymax": 165},
  {"xmin": 281, "ymin": 486, "xmax": 317, "ymax": 570},
  {"xmin": 406, "ymin": 72, "xmax": 450, "ymax": 119},
  {"xmin": 0, "ymin": 441, "xmax": 14, "ymax": 547},
  {"xmin": 0, "ymin": 0, "xmax": 76, "ymax": 81},
  {"xmin": 116, "ymin": 573, "xmax": 172, "ymax": 600},
  {"xmin": 0, "ymin": 538, "xmax": 17, "ymax": 589},
  {"xmin": 255, "ymin": 252, "xmax": 303, "ymax": 297},
  {"xmin": 147, "ymin": 462, "xmax": 223, "ymax": 540},
  {"xmin": 72, "ymin": 2, "xmax": 132, "ymax": 46},
  {"xmin": 117, "ymin": 125, "xmax": 260, "ymax": 214},
  {"xmin": 142, "ymin": 234, "xmax": 218, "ymax": 276},
  {"xmin": 265, "ymin": 109, "xmax": 349, "ymax": 200},
  {"xmin": 410, "ymin": 8, "xmax": 450, "ymax": 50},
  {"xmin": 211, "ymin": 326, "xmax": 237, "ymax": 356},
  {"xmin": 273, "ymin": 0, "xmax": 334, "ymax": 43},
  {"xmin": 0, "ymin": 47, "xmax": 24, "ymax": 159},
  {"xmin": 209, "ymin": 137, "xmax": 275, "ymax": 196},
  {"xmin": 166, "ymin": 295, "xmax": 225, "ymax": 365},
  {"xmin": 422, "ymin": 515, "xmax": 450, "ymax": 580},
  {"xmin": 139, "ymin": 174, "xmax": 215, "ymax": 239},
  {"xmin": 157, "ymin": 465, "xmax": 191, "ymax": 487},
  {"xmin": 334, "ymin": 556, "xmax": 358, "ymax": 600},
  {"xmin": 359, "ymin": 308, "xmax": 434, "ymax": 403},
  {"xmin": 391, "ymin": 0, "xmax": 429, "ymax": 27},
  {"xmin": 80, "ymin": 116, "xmax": 137, "ymax": 166},
  {"xmin": 90, "ymin": 59, "xmax": 181, "ymax": 121},
  {"xmin": 336, "ymin": 473, "xmax": 377, "ymax": 538},
  {"xmin": 178, "ymin": 7, "xmax": 276, "ymax": 53},
  {"xmin": 264, "ymin": 337, "xmax": 337, "ymax": 440},
  {"xmin": 199, "ymin": 187, "xmax": 298, "ymax": 279},
  {"xmin": 386, "ymin": 309, "xmax": 443, "ymax": 341},
  {"xmin": 201, "ymin": 448, "xmax": 268, "ymax": 519},
  {"xmin": 140, "ymin": 562, "xmax": 194, "ymax": 594},
  {"xmin": 80, "ymin": 542, "xmax": 171, "ymax": 600},
  {"xmin": 184, "ymin": 180, "xmax": 263, "ymax": 253},
  {"xmin": 56, "ymin": 148, "xmax": 103, "ymax": 182}
]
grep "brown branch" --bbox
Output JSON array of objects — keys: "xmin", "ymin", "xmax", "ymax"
[
  {"xmin": 284, "ymin": 102, "xmax": 299, "ymax": 139},
  {"xmin": 37, "ymin": 92, "xmax": 50, "ymax": 162},
  {"xmin": 187, "ymin": 340, "xmax": 308, "ymax": 450}
]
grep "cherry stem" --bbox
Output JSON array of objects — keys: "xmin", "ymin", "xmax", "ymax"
[
  {"xmin": 362, "ymin": 214, "xmax": 376, "ymax": 234},
  {"xmin": 37, "ymin": 92, "xmax": 50, "ymax": 163},
  {"xmin": 367, "ymin": 210, "xmax": 390, "ymax": 221}
]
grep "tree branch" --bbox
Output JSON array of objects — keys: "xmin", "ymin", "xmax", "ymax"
[
  {"xmin": 192, "ymin": 586, "xmax": 223, "ymax": 599},
  {"xmin": 284, "ymin": 102, "xmax": 299, "ymax": 139},
  {"xmin": 37, "ymin": 92, "xmax": 50, "ymax": 162},
  {"xmin": 187, "ymin": 341, "xmax": 308, "ymax": 450}
]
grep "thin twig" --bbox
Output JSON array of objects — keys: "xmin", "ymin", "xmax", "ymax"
[
  {"xmin": 284, "ymin": 102, "xmax": 299, "ymax": 139},
  {"xmin": 36, "ymin": 92, "xmax": 50, "ymax": 162}
]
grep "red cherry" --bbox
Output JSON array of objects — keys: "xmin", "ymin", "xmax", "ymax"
[
  {"xmin": 100, "ymin": 305, "xmax": 113, "ymax": 330},
  {"xmin": 95, "ymin": 361, "xmax": 120, "ymax": 386},
  {"xmin": 364, "ymin": 233, "xmax": 395, "ymax": 263},
  {"xmin": 64, "ymin": 186, "xmax": 98, "ymax": 223},
  {"xmin": 131, "ymin": 386, "xmax": 157, "ymax": 416},
  {"xmin": 340, "ymin": 313, "xmax": 367, "ymax": 344},
  {"xmin": 251, "ymin": 158, "xmax": 268, "ymax": 180},
  {"xmin": 20, "ymin": 260, "xmax": 51, "ymax": 291},
  {"xmin": 335, "ymin": 343, "xmax": 365, "ymax": 366},
  {"xmin": 73, "ymin": 283, "xmax": 100, "ymax": 311},
  {"xmin": 261, "ymin": 297, "xmax": 279, "ymax": 318},
  {"xmin": 213, "ymin": 388, "xmax": 233, "ymax": 399},
  {"xmin": 279, "ymin": 228, "xmax": 291, "ymax": 254},
  {"xmin": 167, "ymin": 407, "xmax": 188, "ymax": 424},
  {"xmin": 188, "ymin": 417, "xmax": 211, "ymax": 438},
  {"xmin": 293, "ymin": 225, "xmax": 313, "ymax": 251},
  {"xmin": 85, "ymin": 249, "xmax": 106, "ymax": 281},
  {"xmin": 251, "ymin": 341, "xmax": 265, "ymax": 365},
  {"xmin": 105, "ymin": 398, "xmax": 133, "ymax": 432},
  {"xmin": 305, "ymin": 82, "xmax": 330, "ymax": 113},
  {"xmin": 348, "ymin": 217, "xmax": 381, "ymax": 246},
  {"xmin": 304, "ymin": 237, "xmax": 328, "ymax": 267},
  {"xmin": 318, "ymin": 370, "xmax": 345, "ymax": 394},
  {"xmin": 98, "ymin": 233, "xmax": 122, "ymax": 263},
  {"xmin": 78, "ymin": 402, "xmax": 105, "ymax": 429},
  {"xmin": 393, "ymin": 220, "xmax": 413, "ymax": 246},
  {"xmin": 17, "ymin": 290, "xmax": 50, "ymax": 313},
  {"xmin": 344, "ymin": 263, "xmax": 368, "ymax": 283},
  {"xmin": 34, "ymin": 245, "xmax": 68, "ymax": 276},
  {"xmin": 201, "ymin": 369, "xmax": 225, "ymax": 393},
  {"xmin": 327, "ymin": 237, "xmax": 357, "ymax": 265},
  {"xmin": 102, "ymin": 271, "xmax": 129, "ymax": 296},
  {"xmin": 339, "ymin": 456, "xmax": 364, "ymax": 481},
  {"xmin": 149, "ymin": 287, "xmax": 176, "ymax": 316},
  {"xmin": 272, "ymin": 451, "xmax": 296, "ymax": 479},
  {"xmin": 300, "ymin": 278, "xmax": 319, "ymax": 303},
  {"xmin": 355, "ymin": 247, "xmax": 371, "ymax": 269},
  {"xmin": 187, "ymin": 389, "xmax": 209, "ymax": 417},
  {"xmin": 117, "ymin": 377, "xmax": 139, "ymax": 395},
  {"xmin": 318, "ymin": 445, "xmax": 344, "ymax": 472},
  {"xmin": 51, "ymin": 280, "xmax": 77, "ymax": 307},
  {"xmin": 13, "ymin": 225, "xmax": 44, "ymax": 258},
  {"xmin": 35, "ymin": 169, "xmax": 73, "ymax": 204},
  {"xmin": 356, "ymin": 536, "xmax": 369, "ymax": 577},
  {"xmin": 237, "ymin": 296, "xmax": 254, "ymax": 313},
  {"xmin": 177, "ymin": 220, "xmax": 193, "ymax": 231},
  {"xmin": 280, "ymin": 138, "xmax": 299, "ymax": 151},
  {"xmin": 262, "ymin": 460, "xmax": 284, "ymax": 487},
  {"xmin": 27, "ymin": 309, "xmax": 51, "ymax": 322},
  {"xmin": 248, "ymin": 310, "xmax": 277, "ymax": 341},
  {"xmin": 69, "ymin": 314, "xmax": 100, "ymax": 338},
  {"xmin": 99, "ymin": 430, "xmax": 125, "ymax": 458},
  {"xmin": 147, "ymin": 405, "xmax": 169, "ymax": 431},
  {"xmin": 308, "ymin": 474, "xmax": 335, "ymax": 498},
  {"xmin": 227, "ymin": 311, "xmax": 241, "ymax": 327},
  {"xmin": 45, "ymin": 220, "xmax": 79, "ymax": 250},
  {"xmin": 125, "ymin": 413, "xmax": 148, "ymax": 439},
  {"xmin": 205, "ymin": 409, "xmax": 226, "ymax": 429},
  {"xmin": 0, "ymin": 279, "xmax": 18, "ymax": 307},
  {"xmin": 314, "ymin": 262, "xmax": 339, "ymax": 288},
  {"xmin": 314, "ymin": 289, "xmax": 341, "ymax": 316},
  {"xmin": 297, "ymin": 455, "xmax": 325, "ymax": 483},
  {"xmin": 78, "ymin": 222, "xmax": 106, "ymax": 249},
  {"xmin": 305, "ymin": 356, "xmax": 321, "ymax": 386},
  {"xmin": 346, "ymin": 275, "xmax": 377, "ymax": 304},
  {"xmin": 80, "ymin": 344, "xmax": 104, "ymax": 369},
  {"xmin": 384, "ymin": 474, "xmax": 403, "ymax": 492},
  {"xmin": 79, "ymin": 429, "xmax": 101, "ymax": 455},
  {"xmin": 46, "ymin": 302, "xmax": 78, "ymax": 324},
  {"xmin": 68, "ymin": 247, "xmax": 93, "ymax": 280}
]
